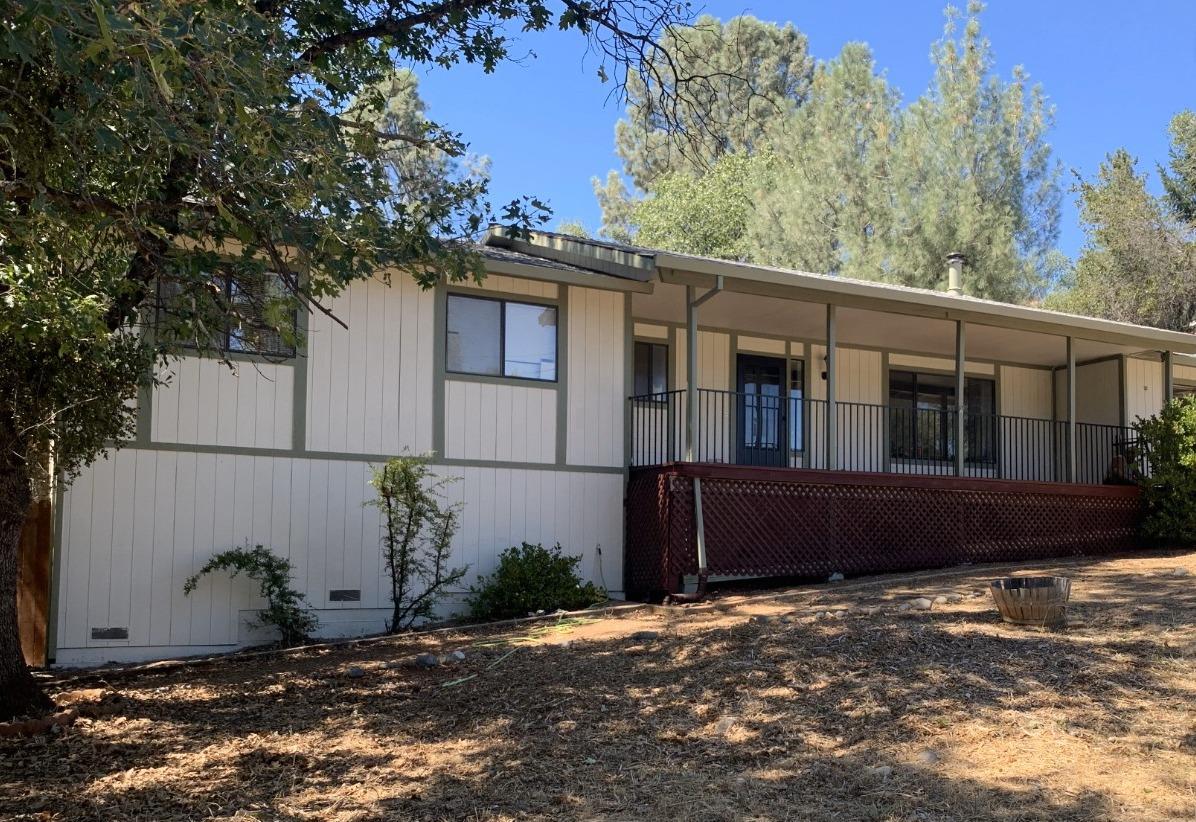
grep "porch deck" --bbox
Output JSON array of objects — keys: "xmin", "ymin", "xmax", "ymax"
[{"xmin": 624, "ymin": 461, "xmax": 1141, "ymax": 599}]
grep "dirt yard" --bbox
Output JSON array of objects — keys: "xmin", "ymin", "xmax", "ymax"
[{"xmin": 3, "ymin": 552, "xmax": 1195, "ymax": 821}]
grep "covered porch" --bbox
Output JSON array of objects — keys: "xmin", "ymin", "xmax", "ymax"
[{"xmin": 623, "ymin": 255, "xmax": 1194, "ymax": 598}]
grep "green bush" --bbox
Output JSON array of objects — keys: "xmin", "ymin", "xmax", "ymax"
[
  {"xmin": 1135, "ymin": 394, "xmax": 1196, "ymax": 543},
  {"xmin": 184, "ymin": 543, "xmax": 318, "ymax": 646},
  {"xmin": 468, "ymin": 542, "xmax": 606, "ymax": 620}
]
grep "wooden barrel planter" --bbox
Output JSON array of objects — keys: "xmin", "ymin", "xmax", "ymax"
[{"xmin": 989, "ymin": 576, "xmax": 1072, "ymax": 627}]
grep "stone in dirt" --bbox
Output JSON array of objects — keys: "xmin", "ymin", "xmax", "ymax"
[
  {"xmin": 917, "ymin": 749, "xmax": 941, "ymax": 765},
  {"xmin": 345, "ymin": 666, "xmax": 366, "ymax": 679},
  {"xmin": 749, "ymin": 615, "xmax": 774, "ymax": 625},
  {"xmin": 1170, "ymin": 567, "xmax": 1190, "ymax": 577},
  {"xmin": 866, "ymin": 765, "xmax": 894, "ymax": 779},
  {"xmin": 946, "ymin": 593, "xmax": 964, "ymax": 604},
  {"xmin": 910, "ymin": 598, "xmax": 933, "ymax": 611},
  {"xmin": 447, "ymin": 650, "xmax": 466, "ymax": 663},
  {"xmin": 629, "ymin": 630, "xmax": 661, "ymax": 641},
  {"xmin": 828, "ymin": 571, "xmax": 845, "ymax": 583},
  {"xmin": 414, "ymin": 653, "xmax": 440, "ymax": 669},
  {"xmin": 932, "ymin": 595, "xmax": 948, "ymax": 606}
]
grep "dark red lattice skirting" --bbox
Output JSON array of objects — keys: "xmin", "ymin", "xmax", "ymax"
[{"xmin": 623, "ymin": 463, "xmax": 1142, "ymax": 599}]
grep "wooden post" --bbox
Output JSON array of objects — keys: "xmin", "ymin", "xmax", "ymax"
[
  {"xmin": 826, "ymin": 304, "xmax": 837, "ymax": 471},
  {"xmin": 1067, "ymin": 336, "xmax": 1077, "ymax": 483},
  {"xmin": 686, "ymin": 285, "xmax": 697, "ymax": 462},
  {"xmin": 17, "ymin": 499, "xmax": 51, "ymax": 667},
  {"xmin": 955, "ymin": 320, "xmax": 966, "ymax": 477},
  {"xmin": 1164, "ymin": 350, "xmax": 1174, "ymax": 402}
]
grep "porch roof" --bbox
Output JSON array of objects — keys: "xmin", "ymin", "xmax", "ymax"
[{"xmin": 484, "ymin": 229, "xmax": 1196, "ymax": 359}]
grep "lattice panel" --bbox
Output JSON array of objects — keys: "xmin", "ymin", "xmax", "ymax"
[{"xmin": 625, "ymin": 466, "xmax": 1142, "ymax": 597}]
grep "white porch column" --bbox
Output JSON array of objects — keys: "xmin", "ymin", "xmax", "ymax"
[
  {"xmin": 1066, "ymin": 336, "xmax": 1077, "ymax": 483},
  {"xmin": 826, "ymin": 303, "xmax": 837, "ymax": 470},
  {"xmin": 955, "ymin": 320, "xmax": 966, "ymax": 477},
  {"xmin": 686, "ymin": 284, "xmax": 697, "ymax": 462},
  {"xmin": 1164, "ymin": 350, "xmax": 1175, "ymax": 402}
]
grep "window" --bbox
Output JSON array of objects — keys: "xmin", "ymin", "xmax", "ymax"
[
  {"xmin": 157, "ymin": 271, "xmax": 296, "ymax": 358},
  {"xmin": 634, "ymin": 341, "xmax": 668, "ymax": 397},
  {"xmin": 889, "ymin": 370, "xmax": 996, "ymax": 463},
  {"xmin": 445, "ymin": 294, "xmax": 557, "ymax": 381},
  {"xmin": 788, "ymin": 360, "xmax": 805, "ymax": 453}
]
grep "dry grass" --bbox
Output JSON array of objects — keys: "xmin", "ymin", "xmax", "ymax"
[{"xmin": 3, "ymin": 551, "xmax": 1196, "ymax": 821}]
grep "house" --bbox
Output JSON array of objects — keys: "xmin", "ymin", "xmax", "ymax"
[{"xmin": 32, "ymin": 229, "xmax": 1196, "ymax": 665}]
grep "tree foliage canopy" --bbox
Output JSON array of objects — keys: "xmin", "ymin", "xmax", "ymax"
[
  {"xmin": 612, "ymin": 14, "xmax": 813, "ymax": 190},
  {"xmin": 0, "ymin": 0, "xmax": 719, "ymax": 719},
  {"xmin": 596, "ymin": 2, "xmax": 1063, "ymax": 301},
  {"xmin": 1046, "ymin": 146, "xmax": 1196, "ymax": 330}
]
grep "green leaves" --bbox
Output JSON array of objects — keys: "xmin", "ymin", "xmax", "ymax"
[
  {"xmin": 1135, "ymin": 396, "xmax": 1196, "ymax": 544},
  {"xmin": 600, "ymin": 6, "xmax": 1062, "ymax": 302}
]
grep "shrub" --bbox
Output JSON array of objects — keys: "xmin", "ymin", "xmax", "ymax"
[
  {"xmin": 369, "ymin": 454, "xmax": 468, "ymax": 632},
  {"xmin": 468, "ymin": 542, "xmax": 606, "ymax": 621},
  {"xmin": 183, "ymin": 544, "xmax": 317, "ymax": 646},
  {"xmin": 1135, "ymin": 394, "xmax": 1196, "ymax": 544}
]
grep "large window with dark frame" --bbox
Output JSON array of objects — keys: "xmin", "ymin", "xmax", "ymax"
[
  {"xmin": 445, "ymin": 293, "xmax": 558, "ymax": 382},
  {"xmin": 889, "ymin": 370, "xmax": 996, "ymax": 463},
  {"xmin": 633, "ymin": 341, "xmax": 668, "ymax": 397},
  {"xmin": 157, "ymin": 271, "xmax": 296, "ymax": 358}
]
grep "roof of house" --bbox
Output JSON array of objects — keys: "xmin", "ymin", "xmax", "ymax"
[{"xmin": 483, "ymin": 227, "xmax": 1196, "ymax": 356}]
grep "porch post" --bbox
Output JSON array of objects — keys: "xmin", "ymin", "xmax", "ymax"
[
  {"xmin": 686, "ymin": 284, "xmax": 697, "ymax": 462},
  {"xmin": 1066, "ymin": 336, "xmax": 1077, "ymax": 483},
  {"xmin": 954, "ymin": 320, "xmax": 966, "ymax": 477},
  {"xmin": 1164, "ymin": 350, "xmax": 1174, "ymax": 402},
  {"xmin": 826, "ymin": 303, "xmax": 837, "ymax": 470}
]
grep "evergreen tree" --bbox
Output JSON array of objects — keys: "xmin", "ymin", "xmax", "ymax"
[
  {"xmin": 749, "ymin": 43, "xmax": 899, "ymax": 278},
  {"xmin": 1161, "ymin": 110, "xmax": 1196, "ymax": 223},
  {"xmin": 634, "ymin": 153, "xmax": 775, "ymax": 259},
  {"xmin": 1047, "ymin": 150, "xmax": 1196, "ymax": 330},
  {"xmin": 887, "ymin": 1, "xmax": 1061, "ymax": 300},
  {"xmin": 614, "ymin": 15, "xmax": 814, "ymax": 190}
]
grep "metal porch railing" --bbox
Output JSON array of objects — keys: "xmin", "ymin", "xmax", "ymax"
[{"xmin": 629, "ymin": 388, "xmax": 1148, "ymax": 485}]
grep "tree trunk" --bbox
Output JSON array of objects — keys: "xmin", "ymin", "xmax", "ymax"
[{"xmin": 0, "ymin": 461, "xmax": 52, "ymax": 721}]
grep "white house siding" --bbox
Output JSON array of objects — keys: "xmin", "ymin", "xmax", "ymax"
[
  {"xmin": 54, "ymin": 449, "xmax": 622, "ymax": 666},
  {"xmin": 1125, "ymin": 356, "xmax": 1166, "ymax": 423},
  {"xmin": 54, "ymin": 270, "xmax": 629, "ymax": 666},
  {"xmin": 999, "ymin": 366, "xmax": 1053, "ymax": 419},
  {"xmin": 565, "ymin": 286, "xmax": 625, "ymax": 468},
  {"xmin": 673, "ymin": 329, "xmax": 731, "ymax": 461},
  {"xmin": 808, "ymin": 346, "xmax": 883, "ymax": 471},
  {"xmin": 443, "ymin": 381, "xmax": 556, "ymax": 463},
  {"xmin": 151, "ymin": 359, "xmax": 294, "ymax": 450},
  {"xmin": 305, "ymin": 276, "xmax": 436, "ymax": 456},
  {"xmin": 1054, "ymin": 359, "xmax": 1121, "ymax": 425}
]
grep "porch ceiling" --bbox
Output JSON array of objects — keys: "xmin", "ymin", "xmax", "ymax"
[{"xmin": 631, "ymin": 283, "xmax": 1149, "ymax": 367}]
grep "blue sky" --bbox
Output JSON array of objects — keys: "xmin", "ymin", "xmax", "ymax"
[{"xmin": 417, "ymin": 1, "xmax": 1196, "ymax": 260}]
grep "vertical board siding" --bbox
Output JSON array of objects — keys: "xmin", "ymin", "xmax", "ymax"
[
  {"xmin": 808, "ymin": 346, "xmax": 883, "ymax": 470},
  {"xmin": 999, "ymin": 366, "xmax": 1053, "ymax": 419},
  {"xmin": 998, "ymin": 365, "xmax": 1055, "ymax": 480},
  {"xmin": 443, "ymin": 381, "xmax": 555, "ymax": 463},
  {"xmin": 1055, "ymin": 360, "xmax": 1121, "ymax": 424},
  {"xmin": 463, "ymin": 275, "xmax": 558, "ymax": 299},
  {"xmin": 566, "ymin": 287, "xmax": 625, "ymax": 467},
  {"xmin": 1125, "ymin": 357, "xmax": 1165, "ymax": 423},
  {"xmin": 56, "ymin": 450, "xmax": 623, "ymax": 660},
  {"xmin": 306, "ymin": 277, "xmax": 435, "ymax": 456},
  {"xmin": 151, "ymin": 358, "xmax": 294, "ymax": 449},
  {"xmin": 673, "ymin": 329, "xmax": 731, "ymax": 461},
  {"xmin": 887, "ymin": 354, "xmax": 995, "ymax": 376}
]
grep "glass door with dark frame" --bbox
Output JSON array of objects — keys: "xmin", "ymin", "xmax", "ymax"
[{"xmin": 736, "ymin": 354, "xmax": 788, "ymax": 466}]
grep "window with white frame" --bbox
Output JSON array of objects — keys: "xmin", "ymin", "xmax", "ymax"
[{"xmin": 445, "ymin": 294, "xmax": 558, "ymax": 381}]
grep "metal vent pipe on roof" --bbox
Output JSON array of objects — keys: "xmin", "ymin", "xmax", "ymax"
[{"xmin": 946, "ymin": 253, "xmax": 965, "ymax": 296}]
